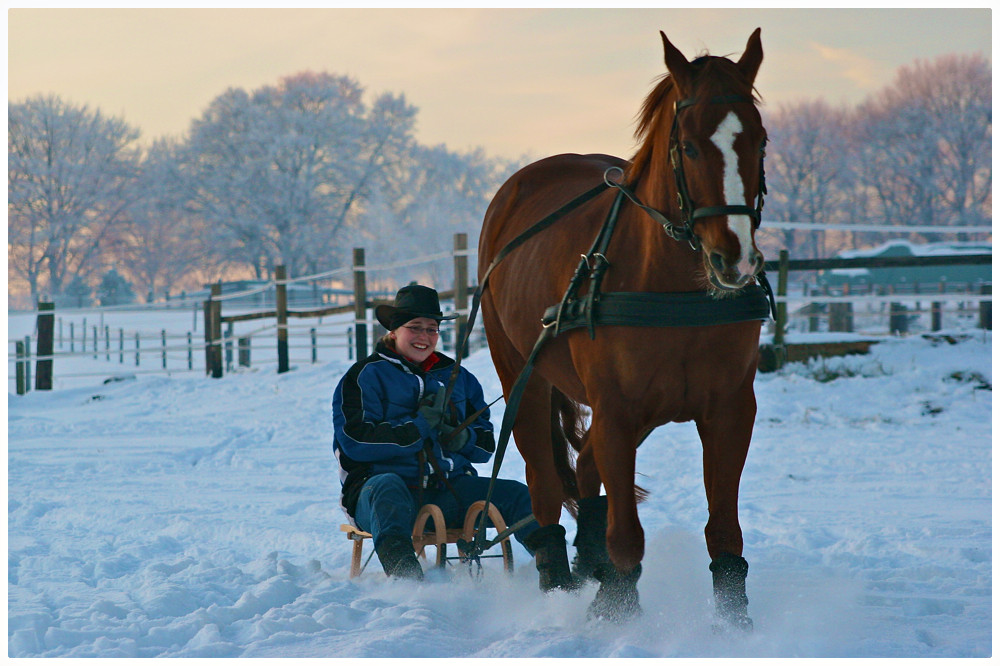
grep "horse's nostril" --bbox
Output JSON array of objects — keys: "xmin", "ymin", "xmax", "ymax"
[{"xmin": 709, "ymin": 252, "xmax": 726, "ymax": 273}]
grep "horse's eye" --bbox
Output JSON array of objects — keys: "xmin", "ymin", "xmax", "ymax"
[{"xmin": 682, "ymin": 141, "xmax": 698, "ymax": 158}]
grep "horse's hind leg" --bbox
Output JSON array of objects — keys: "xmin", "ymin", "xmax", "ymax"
[
  {"xmin": 696, "ymin": 383, "xmax": 756, "ymax": 630},
  {"xmin": 571, "ymin": 437, "xmax": 612, "ymax": 581}
]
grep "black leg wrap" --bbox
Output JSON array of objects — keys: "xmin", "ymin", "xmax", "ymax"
[
  {"xmin": 709, "ymin": 553, "xmax": 752, "ymax": 631},
  {"xmin": 572, "ymin": 495, "xmax": 611, "ymax": 581},
  {"xmin": 375, "ymin": 534, "xmax": 424, "ymax": 581},
  {"xmin": 524, "ymin": 524, "xmax": 576, "ymax": 592},
  {"xmin": 587, "ymin": 562, "xmax": 642, "ymax": 622}
]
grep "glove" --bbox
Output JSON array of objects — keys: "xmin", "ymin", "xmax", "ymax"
[
  {"xmin": 438, "ymin": 422, "xmax": 471, "ymax": 452},
  {"xmin": 416, "ymin": 389, "xmax": 447, "ymax": 431}
]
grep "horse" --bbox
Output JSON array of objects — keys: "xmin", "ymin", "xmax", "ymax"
[{"xmin": 477, "ymin": 29, "xmax": 767, "ymax": 627}]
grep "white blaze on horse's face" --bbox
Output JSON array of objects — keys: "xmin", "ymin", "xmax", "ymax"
[{"xmin": 710, "ymin": 111, "xmax": 760, "ymax": 287}]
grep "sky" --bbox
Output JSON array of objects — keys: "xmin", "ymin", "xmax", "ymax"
[{"xmin": 7, "ymin": 7, "xmax": 993, "ymax": 161}]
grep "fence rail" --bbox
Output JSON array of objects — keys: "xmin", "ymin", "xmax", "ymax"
[{"xmin": 9, "ymin": 240, "xmax": 992, "ymax": 393}]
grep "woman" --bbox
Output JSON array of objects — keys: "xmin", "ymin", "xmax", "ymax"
[{"xmin": 332, "ymin": 284, "xmax": 573, "ymax": 586}]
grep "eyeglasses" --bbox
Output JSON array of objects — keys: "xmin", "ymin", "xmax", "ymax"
[{"xmin": 402, "ymin": 325, "xmax": 440, "ymax": 337}]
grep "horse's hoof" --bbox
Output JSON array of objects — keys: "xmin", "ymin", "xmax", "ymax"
[
  {"xmin": 709, "ymin": 553, "xmax": 752, "ymax": 632},
  {"xmin": 712, "ymin": 612, "xmax": 754, "ymax": 634},
  {"xmin": 586, "ymin": 563, "xmax": 642, "ymax": 622}
]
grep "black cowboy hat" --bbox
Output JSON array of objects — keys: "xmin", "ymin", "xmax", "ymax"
[{"xmin": 375, "ymin": 284, "xmax": 458, "ymax": 330}]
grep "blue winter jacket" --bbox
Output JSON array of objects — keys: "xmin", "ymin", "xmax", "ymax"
[{"xmin": 332, "ymin": 340, "xmax": 496, "ymax": 517}]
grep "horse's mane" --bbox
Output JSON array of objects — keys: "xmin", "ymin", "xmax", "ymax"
[{"xmin": 629, "ymin": 55, "xmax": 759, "ymax": 182}]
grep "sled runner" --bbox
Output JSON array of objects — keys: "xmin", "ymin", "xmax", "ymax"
[{"xmin": 341, "ymin": 500, "xmax": 514, "ymax": 578}]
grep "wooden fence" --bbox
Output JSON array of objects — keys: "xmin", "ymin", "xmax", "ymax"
[{"xmin": 9, "ymin": 243, "xmax": 992, "ymax": 392}]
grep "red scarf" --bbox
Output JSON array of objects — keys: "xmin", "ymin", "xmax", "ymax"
[{"xmin": 419, "ymin": 352, "xmax": 440, "ymax": 372}]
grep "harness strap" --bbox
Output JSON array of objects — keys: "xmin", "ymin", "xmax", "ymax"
[
  {"xmin": 543, "ymin": 287, "xmax": 771, "ymax": 330},
  {"xmin": 472, "ymin": 324, "xmax": 555, "ymax": 556},
  {"xmin": 441, "ymin": 180, "xmax": 612, "ymax": 407}
]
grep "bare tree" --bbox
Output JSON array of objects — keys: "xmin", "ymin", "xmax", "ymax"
[
  {"xmin": 117, "ymin": 139, "xmax": 208, "ymax": 301},
  {"xmin": 8, "ymin": 95, "xmax": 140, "ymax": 305},
  {"xmin": 856, "ymin": 54, "xmax": 991, "ymax": 238},
  {"xmin": 763, "ymin": 100, "xmax": 852, "ymax": 258}
]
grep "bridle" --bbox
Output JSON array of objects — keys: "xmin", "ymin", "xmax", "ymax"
[{"xmin": 665, "ymin": 93, "xmax": 767, "ymax": 250}]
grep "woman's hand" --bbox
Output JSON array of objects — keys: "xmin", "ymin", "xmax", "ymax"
[
  {"xmin": 416, "ymin": 390, "xmax": 447, "ymax": 430},
  {"xmin": 438, "ymin": 422, "xmax": 470, "ymax": 451}
]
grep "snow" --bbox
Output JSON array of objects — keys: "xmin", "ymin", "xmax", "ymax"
[
  {"xmin": 8, "ymin": 315, "xmax": 992, "ymax": 657},
  {"xmin": 835, "ymin": 239, "xmax": 993, "ymax": 259}
]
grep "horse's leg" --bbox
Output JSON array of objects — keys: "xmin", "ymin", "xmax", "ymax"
[
  {"xmin": 571, "ymin": 437, "xmax": 611, "ymax": 581},
  {"xmin": 585, "ymin": 413, "xmax": 643, "ymax": 621},
  {"xmin": 696, "ymin": 383, "xmax": 756, "ymax": 630},
  {"xmin": 482, "ymin": 308, "xmax": 574, "ymax": 591}
]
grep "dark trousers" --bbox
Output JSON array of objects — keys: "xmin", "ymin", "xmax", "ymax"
[{"xmin": 354, "ymin": 473, "xmax": 540, "ymax": 551}]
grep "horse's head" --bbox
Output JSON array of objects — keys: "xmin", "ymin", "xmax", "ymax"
[{"xmin": 632, "ymin": 29, "xmax": 767, "ymax": 292}]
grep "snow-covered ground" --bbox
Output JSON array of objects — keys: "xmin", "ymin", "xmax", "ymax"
[{"xmin": 7, "ymin": 320, "xmax": 992, "ymax": 657}]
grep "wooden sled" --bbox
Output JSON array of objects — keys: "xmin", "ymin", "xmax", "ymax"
[{"xmin": 340, "ymin": 500, "xmax": 514, "ymax": 578}]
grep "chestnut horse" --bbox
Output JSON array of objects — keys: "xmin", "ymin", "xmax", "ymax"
[{"xmin": 478, "ymin": 29, "xmax": 767, "ymax": 627}]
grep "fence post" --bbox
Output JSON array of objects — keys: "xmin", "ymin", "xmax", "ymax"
[
  {"xmin": 187, "ymin": 332, "xmax": 194, "ymax": 370},
  {"xmin": 829, "ymin": 283, "xmax": 853, "ymax": 333},
  {"xmin": 453, "ymin": 233, "xmax": 470, "ymax": 358},
  {"xmin": 211, "ymin": 282, "xmax": 223, "ymax": 378},
  {"xmin": 24, "ymin": 336, "xmax": 31, "ymax": 391},
  {"xmin": 979, "ymin": 283, "xmax": 991, "ymax": 331},
  {"xmin": 276, "ymin": 265, "xmax": 289, "ymax": 374},
  {"xmin": 774, "ymin": 250, "xmax": 788, "ymax": 347},
  {"xmin": 16, "ymin": 341, "xmax": 26, "ymax": 395},
  {"xmin": 204, "ymin": 291, "xmax": 212, "ymax": 373},
  {"xmin": 225, "ymin": 322, "xmax": 234, "ymax": 372},
  {"xmin": 105, "ymin": 326, "xmax": 110, "ymax": 361},
  {"xmin": 347, "ymin": 327, "xmax": 354, "ymax": 360},
  {"xmin": 353, "ymin": 248, "xmax": 368, "ymax": 360},
  {"xmin": 162, "ymin": 329, "xmax": 168, "ymax": 369},
  {"xmin": 931, "ymin": 281, "xmax": 944, "ymax": 332},
  {"xmin": 35, "ymin": 302, "xmax": 55, "ymax": 390},
  {"xmin": 238, "ymin": 337, "xmax": 251, "ymax": 367},
  {"xmin": 70, "ymin": 322, "xmax": 75, "ymax": 353},
  {"xmin": 135, "ymin": 332, "xmax": 141, "ymax": 366},
  {"xmin": 58, "ymin": 318, "xmax": 63, "ymax": 349},
  {"xmin": 889, "ymin": 284, "xmax": 908, "ymax": 336},
  {"xmin": 311, "ymin": 327, "xmax": 317, "ymax": 364},
  {"xmin": 119, "ymin": 328, "xmax": 125, "ymax": 363}
]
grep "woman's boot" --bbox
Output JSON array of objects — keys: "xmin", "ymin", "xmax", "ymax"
[{"xmin": 375, "ymin": 534, "xmax": 424, "ymax": 580}]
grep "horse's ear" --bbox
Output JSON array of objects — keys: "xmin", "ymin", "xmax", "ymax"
[
  {"xmin": 660, "ymin": 31, "xmax": 694, "ymax": 94},
  {"xmin": 737, "ymin": 28, "xmax": 763, "ymax": 84}
]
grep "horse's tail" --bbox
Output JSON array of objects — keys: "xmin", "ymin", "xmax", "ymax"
[
  {"xmin": 550, "ymin": 386, "xmax": 585, "ymax": 516},
  {"xmin": 550, "ymin": 387, "xmax": 649, "ymax": 516}
]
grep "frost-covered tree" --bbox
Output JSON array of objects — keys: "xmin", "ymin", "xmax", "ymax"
[
  {"xmin": 856, "ymin": 53, "xmax": 991, "ymax": 236},
  {"xmin": 183, "ymin": 72, "xmax": 418, "ymax": 278},
  {"xmin": 763, "ymin": 100, "xmax": 852, "ymax": 258},
  {"xmin": 96, "ymin": 268, "xmax": 136, "ymax": 306},
  {"xmin": 8, "ymin": 95, "xmax": 141, "ymax": 304},
  {"xmin": 119, "ymin": 139, "xmax": 208, "ymax": 301},
  {"xmin": 351, "ymin": 144, "xmax": 519, "ymax": 290}
]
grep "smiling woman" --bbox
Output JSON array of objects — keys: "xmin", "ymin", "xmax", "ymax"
[{"xmin": 330, "ymin": 284, "xmax": 571, "ymax": 589}]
